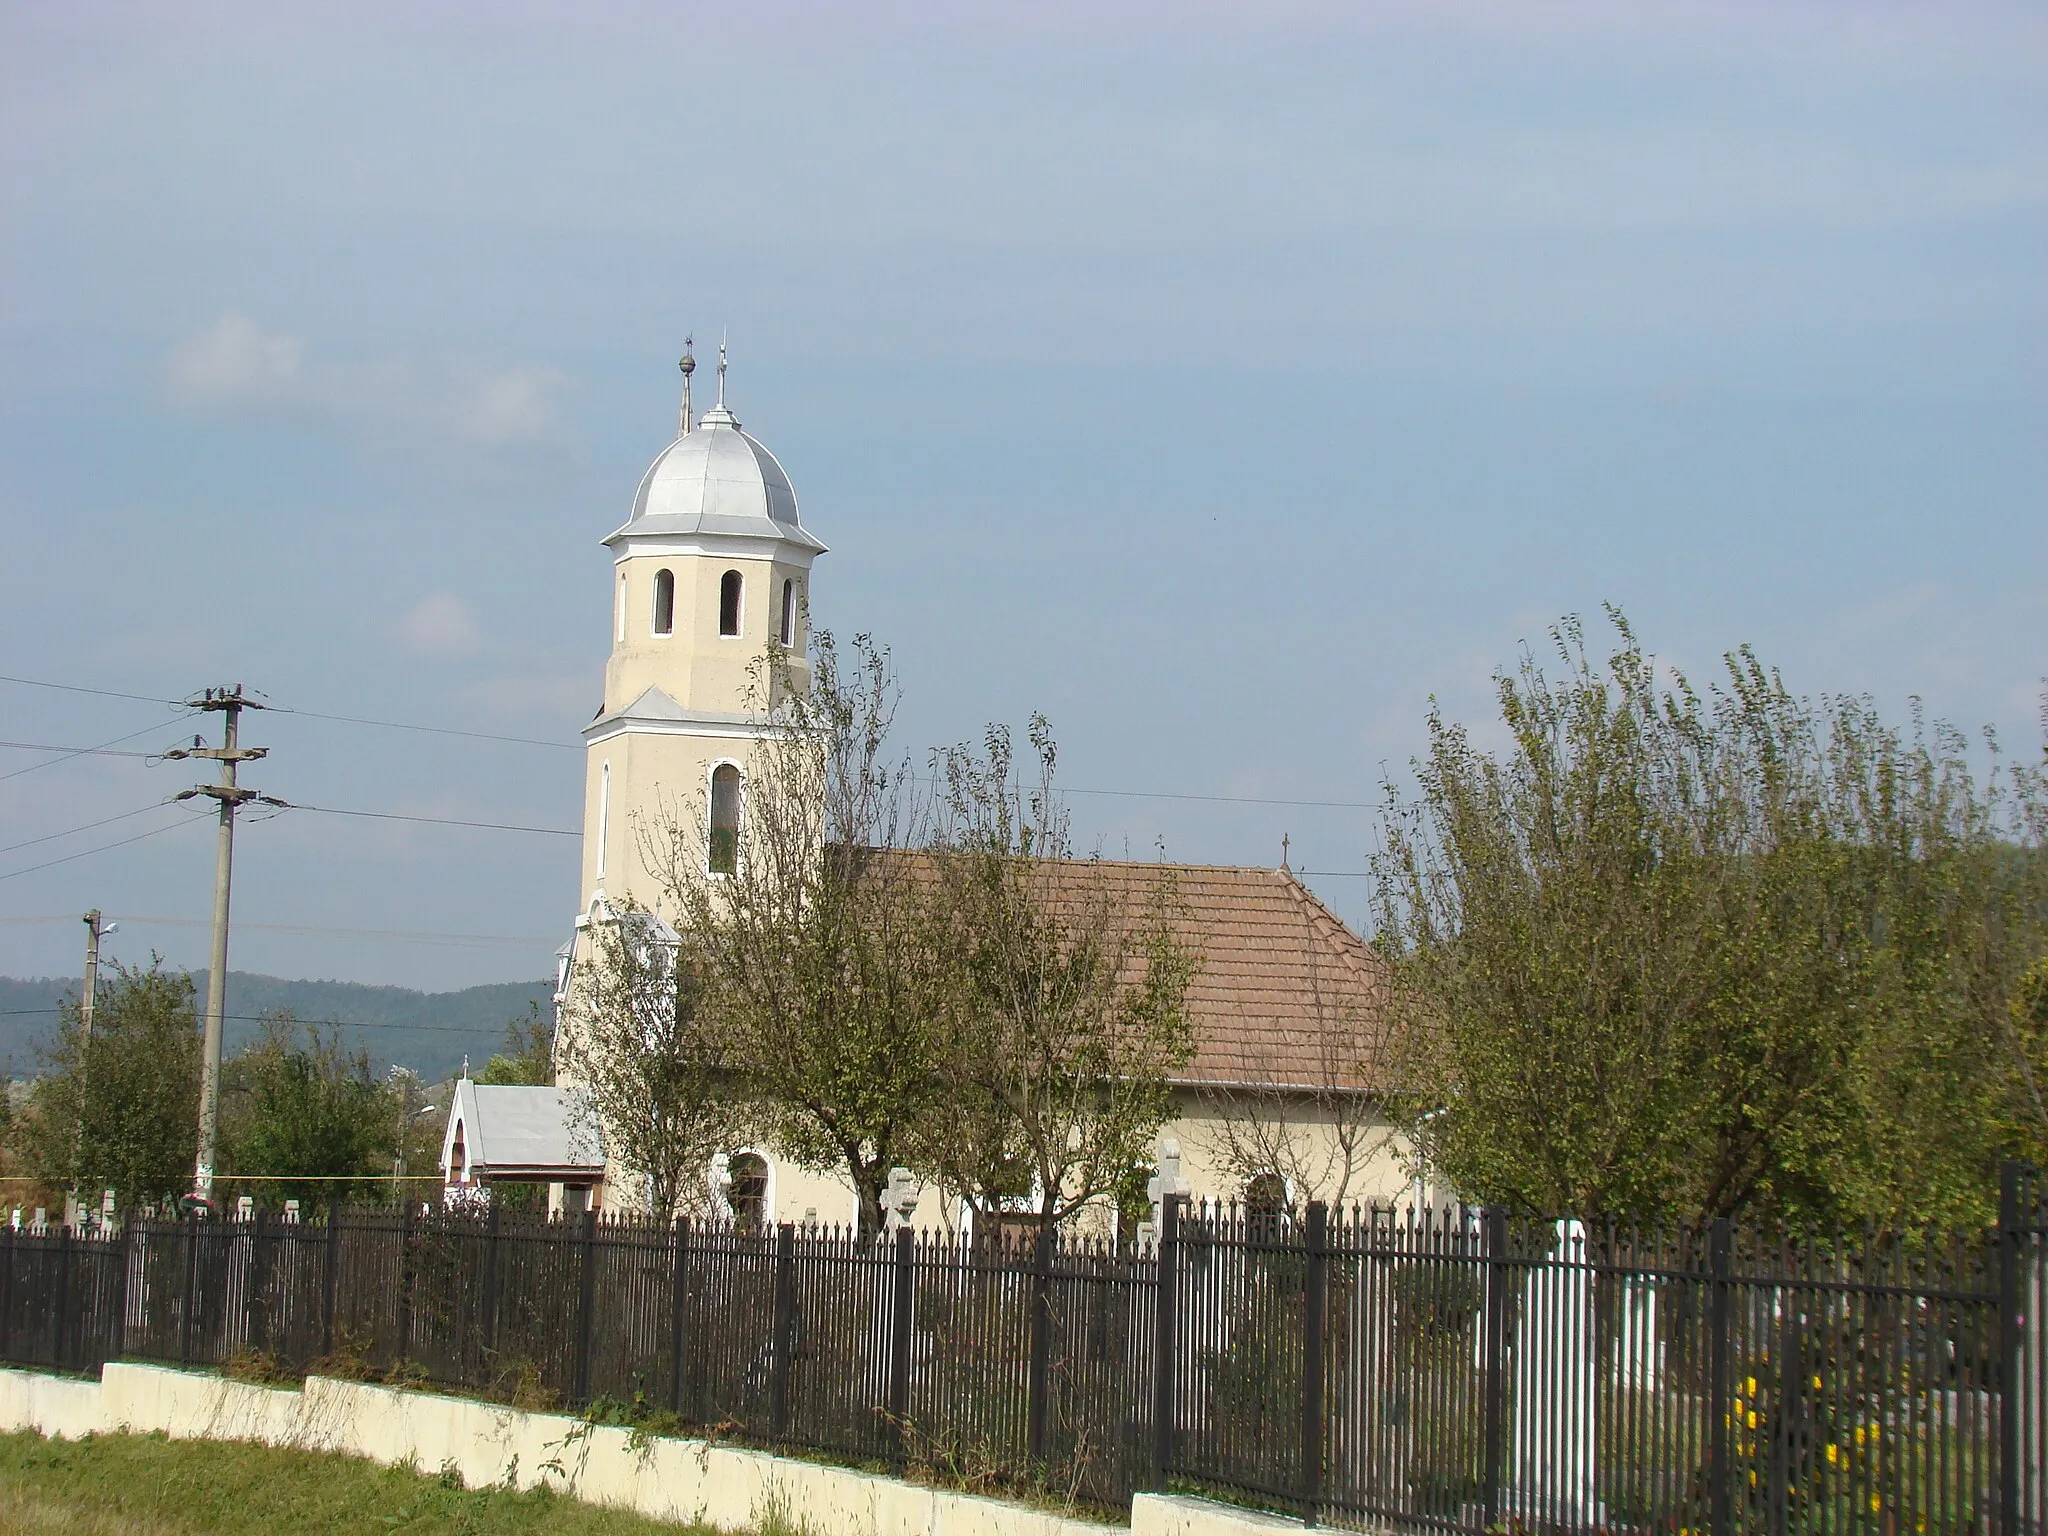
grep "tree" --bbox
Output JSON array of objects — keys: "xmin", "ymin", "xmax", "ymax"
[
  {"xmin": 219, "ymin": 1014, "xmax": 393, "ymax": 1213},
  {"xmin": 912, "ymin": 716, "xmax": 1196, "ymax": 1233},
  {"xmin": 1373, "ymin": 609, "xmax": 2048, "ymax": 1227},
  {"xmin": 642, "ymin": 631, "xmax": 948, "ymax": 1236},
  {"xmin": 480, "ymin": 1003, "xmax": 554, "ymax": 1086},
  {"xmin": 557, "ymin": 897, "xmax": 743, "ymax": 1218},
  {"xmin": 15, "ymin": 958, "xmax": 200, "ymax": 1209}
]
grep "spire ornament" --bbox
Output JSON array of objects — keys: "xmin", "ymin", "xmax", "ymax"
[
  {"xmin": 716, "ymin": 332, "xmax": 728, "ymax": 408},
  {"xmin": 678, "ymin": 335, "xmax": 696, "ymax": 436}
]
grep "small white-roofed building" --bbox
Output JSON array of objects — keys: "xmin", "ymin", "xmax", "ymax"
[{"xmin": 440, "ymin": 1081, "xmax": 606, "ymax": 1211}]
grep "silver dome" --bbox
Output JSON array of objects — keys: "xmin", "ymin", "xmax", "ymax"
[{"xmin": 617, "ymin": 403, "xmax": 824, "ymax": 551}]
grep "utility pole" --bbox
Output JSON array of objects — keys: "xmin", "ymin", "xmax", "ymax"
[
  {"xmin": 69, "ymin": 910, "xmax": 115, "ymax": 1222},
  {"xmin": 80, "ymin": 910, "xmax": 107, "ymax": 1034},
  {"xmin": 164, "ymin": 686, "xmax": 274, "ymax": 1213}
]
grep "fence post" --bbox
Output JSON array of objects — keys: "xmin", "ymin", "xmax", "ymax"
[
  {"xmin": 1709, "ymin": 1218, "xmax": 1734, "ymax": 1536},
  {"xmin": 668, "ymin": 1216, "xmax": 691, "ymax": 1417},
  {"xmin": 572, "ymin": 1208, "xmax": 598, "ymax": 1406},
  {"xmin": 2000, "ymin": 1162, "xmax": 2024, "ymax": 1536},
  {"xmin": 1027, "ymin": 1221, "xmax": 1055, "ymax": 1465},
  {"xmin": 887, "ymin": 1226, "xmax": 914, "ymax": 1468},
  {"xmin": 1301, "ymin": 1200, "xmax": 1329, "ymax": 1527},
  {"xmin": 0, "ymin": 1218, "xmax": 15, "ymax": 1364},
  {"xmin": 394, "ymin": 1202, "xmax": 416, "ymax": 1368},
  {"xmin": 321, "ymin": 1211, "xmax": 342, "ymax": 1360},
  {"xmin": 1480, "ymin": 1206, "xmax": 1509, "ymax": 1531},
  {"xmin": 115, "ymin": 1211, "xmax": 136, "ymax": 1363},
  {"xmin": 247, "ymin": 1207, "xmax": 268, "ymax": 1355},
  {"xmin": 1151, "ymin": 1192, "xmax": 1183, "ymax": 1492},
  {"xmin": 53, "ymin": 1221, "xmax": 73, "ymax": 1371},
  {"xmin": 770, "ymin": 1222, "xmax": 797, "ymax": 1441},
  {"xmin": 179, "ymin": 1211, "xmax": 199, "ymax": 1365},
  {"xmin": 481, "ymin": 1201, "xmax": 502, "ymax": 1369}
]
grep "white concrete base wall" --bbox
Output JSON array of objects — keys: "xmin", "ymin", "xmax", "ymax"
[
  {"xmin": 0, "ymin": 1363, "xmax": 1283, "ymax": 1536},
  {"xmin": 1130, "ymin": 1494, "xmax": 1325, "ymax": 1536}
]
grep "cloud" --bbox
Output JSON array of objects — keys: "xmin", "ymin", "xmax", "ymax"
[
  {"xmin": 399, "ymin": 593, "xmax": 484, "ymax": 658},
  {"xmin": 165, "ymin": 314, "xmax": 304, "ymax": 405},
  {"xmin": 164, "ymin": 315, "xmax": 567, "ymax": 446}
]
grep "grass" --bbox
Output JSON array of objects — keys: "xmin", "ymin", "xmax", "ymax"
[{"xmin": 0, "ymin": 1429, "xmax": 716, "ymax": 1535}]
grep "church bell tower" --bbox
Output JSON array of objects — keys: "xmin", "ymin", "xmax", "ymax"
[{"xmin": 576, "ymin": 341, "xmax": 827, "ymax": 918}]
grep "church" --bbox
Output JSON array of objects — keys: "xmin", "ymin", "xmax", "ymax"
[{"xmin": 442, "ymin": 348, "xmax": 1429, "ymax": 1230}]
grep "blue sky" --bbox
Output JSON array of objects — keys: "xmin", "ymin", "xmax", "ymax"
[{"xmin": 2, "ymin": 1, "xmax": 2042, "ymax": 990}]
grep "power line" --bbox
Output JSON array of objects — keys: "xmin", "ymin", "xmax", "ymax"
[
  {"xmin": 187, "ymin": 1173, "xmax": 447, "ymax": 1183},
  {"xmin": 0, "ymin": 741, "xmax": 156, "ymax": 760},
  {"xmin": 0, "ymin": 803, "xmax": 174, "ymax": 857},
  {"xmin": 0, "ymin": 717, "xmax": 186, "ymax": 784},
  {"xmin": 269, "ymin": 706, "xmax": 577, "ymax": 751},
  {"xmin": 0, "ymin": 672, "xmax": 575, "ymax": 752},
  {"xmin": 0, "ymin": 674, "xmax": 178, "ymax": 706},
  {"xmin": 285, "ymin": 804, "xmax": 578, "ymax": 837},
  {"xmin": 0, "ymin": 1007, "xmax": 529, "ymax": 1034},
  {"xmin": 1064, "ymin": 785, "xmax": 1375, "ymax": 811},
  {"xmin": 0, "ymin": 913, "xmax": 556, "ymax": 948},
  {"xmin": 1, "ymin": 670, "xmax": 1379, "ymax": 815},
  {"xmin": 0, "ymin": 815, "xmax": 203, "ymax": 884}
]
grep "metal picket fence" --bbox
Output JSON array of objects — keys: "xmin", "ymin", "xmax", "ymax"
[{"xmin": 0, "ymin": 1166, "xmax": 2041, "ymax": 1535}]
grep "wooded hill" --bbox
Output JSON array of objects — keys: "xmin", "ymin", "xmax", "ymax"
[{"xmin": 0, "ymin": 973, "xmax": 553, "ymax": 1084}]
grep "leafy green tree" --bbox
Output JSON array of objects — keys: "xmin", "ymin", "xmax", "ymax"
[
  {"xmin": 642, "ymin": 631, "xmax": 947, "ymax": 1236},
  {"xmin": 480, "ymin": 1003, "xmax": 555, "ymax": 1086},
  {"xmin": 16, "ymin": 958, "xmax": 200, "ymax": 1209},
  {"xmin": 557, "ymin": 897, "xmax": 744, "ymax": 1218},
  {"xmin": 220, "ymin": 1015, "xmax": 394, "ymax": 1213},
  {"xmin": 1374, "ymin": 609, "xmax": 2048, "ymax": 1227},
  {"xmin": 912, "ymin": 716, "xmax": 1197, "ymax": 1233}
]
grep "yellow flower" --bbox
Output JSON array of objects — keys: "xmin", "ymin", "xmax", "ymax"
[
  {"xmin": 1812, "ymin": 1374, "xmax": 1823, "ymax": 1391},
  {"xmin": 1749, "ymin": 1472, "xmax": 1758, "ymax": 1488},
  {"xmin": 1869, "ymin": 1495, "xmax": 1882, "ymax": 1514},
  {"xmin": 1826, "ymin": 1445, "xmax": 1839, "ymax": 1465},
  {"xmin": 1747, "ymin": 1411, "xmax": 1758, "ymax": 1430},
  {"xmin": 1869, "ymin": 1425, "xmax": 1879, "ymax": 1441},
  {"xmin": 1745, "ymin": 1376, "xmax": 1757, "ymax": 1397},
  {"xmin": 1855, "ymin": 1427, "xmax": 1866, "ymax": 1446}
]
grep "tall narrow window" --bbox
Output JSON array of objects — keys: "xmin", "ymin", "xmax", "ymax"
[
  {"xmin": 728, "ymin": 1151, "xmax": 769, "ymax": 1231},
  {"xmin": 615, "ymin": 574, "xmax": 627, "ymax": 643},
  {"xmin": 709, "ymin": 763, "xmax": 741, "ymax": 874},
  {"xmin": 652, "ymin": 568, "xmax": 675, "ymax": 636},
  {"xmin": 719, "ymin": 570, "xmax": 742, "ymax": 637},
  {"xmin": 596, "ymin": 763, "xmax": 611, "ymax": 880},
  {"xmin": 779, "ymin": 578, "xmax": 795, "ymax": 646}
]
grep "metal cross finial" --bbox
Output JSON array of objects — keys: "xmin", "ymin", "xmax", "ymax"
[
  {"xmin": 1281, "ymin": 832, "xmax": 1291, "ymax": 870},
  {"xmin": 716, "ymin": 331, "xmax": 728, "ymax": 407}
]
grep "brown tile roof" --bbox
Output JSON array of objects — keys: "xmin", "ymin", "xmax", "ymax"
[{"xmin": 862, "ymin": 852, "xmax": 1398, "ymax": 1094}]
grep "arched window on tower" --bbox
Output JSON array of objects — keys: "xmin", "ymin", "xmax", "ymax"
[
  {"xmin": 719, "ymin": 570, "xmax": 743, "ymax": 637},
  {"xmin": 778, "ymin": 578, "xmax": 795, "ymax": 646},
  {"xmin": 709, "ymin": 763, "xmax": 741, "ymax": 874},
  {"xmin": 652, "ymin": 569, "xmax": 675, "ymax": 636},
  {"xmin": 728, "ymin": 1151, "xmax": 769, "ymax": 1231}
]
